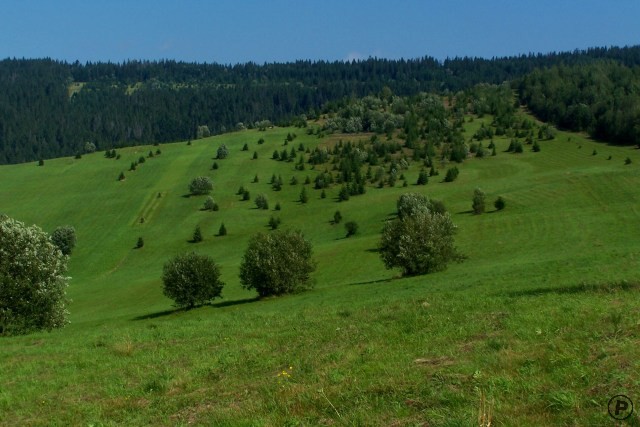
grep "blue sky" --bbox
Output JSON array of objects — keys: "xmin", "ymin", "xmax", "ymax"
[{"xmin": 1, "ymin": 0, "xmax": 639, "ymax": 64}]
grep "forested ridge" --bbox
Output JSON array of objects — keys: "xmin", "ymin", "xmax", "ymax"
[{"xmin": 1, "ymin": 45, "xmax": 639, "ymax": 164}]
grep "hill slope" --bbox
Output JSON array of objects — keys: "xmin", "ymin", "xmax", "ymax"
[{"xmin": 1, "ymin": 116, "xmax": 639, "ymax": 425}]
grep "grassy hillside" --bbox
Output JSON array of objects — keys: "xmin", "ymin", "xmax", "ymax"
[{"xmin": 1, "ymin": 116, "xmax": 640, "ymax": 425}]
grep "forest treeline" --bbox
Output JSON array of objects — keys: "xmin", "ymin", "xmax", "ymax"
[
  {"xmin": 1, "ymin": 45, "xmax": 639, "ymax": 164},
  {"xmin": 517, "ymin": 61, "xmax": 640, "ymax": 145}
]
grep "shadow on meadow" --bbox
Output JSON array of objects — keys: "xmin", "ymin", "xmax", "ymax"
[
  {"xmin": 132, "ymin": 297, "xmax": 260, "ymax": 321},
  {"xmin": 504, "ymin": 280, "xmax": 640, "ymax": 298}
]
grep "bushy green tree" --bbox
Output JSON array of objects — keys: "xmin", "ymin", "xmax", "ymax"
[
  {"xmin": 239, "ymin": 230, "xmax": 316, "ymax": 297},
  {"xmin": 345, "ymin": 221, "xmax": 358, "ymax": 237},
  {"xmin": 189, "ymin": 176, "xmax": 213, "ymax": 195},
  {"xmin": 397, "ymin": 193, "xmax": 446, "ymax": 219},
  {"xmin": 216, "ymin": 144, "xmax": 229, "ymax": 159},
  {"xmin": 0, "ymin": 215, "xmax": 69, "ymax": 335},
  {"xmin": 379, "ymin": 210, "xmax": 459, "ymax": 276},
  {"xmin": 416, "ymin": 170, "xmax": 429, "ymax": 185},
  {"xmin": 204, "ymin": 196, "xmax": 216, "ymax": 211},
  {"xmin": 162, "ymin": 252, "xmax": 224, "ymax": 309},
  {"xmin": 192, "ymin": 225, "xmax": 203, "ymax": 243},
  {"xmin": 472, "ymin": 188, "xmax": 486, "ymax": 215},
  {"xmin": 50, "ymin": 225, "xmax": 77, "ymax": 255},
  {"xmin": 444, "ymin": 166, "xmax": 459, "ymax": 182},
  {"xmin": 255, "ymin": 194, "xmax": 269, "ymax": 210}
]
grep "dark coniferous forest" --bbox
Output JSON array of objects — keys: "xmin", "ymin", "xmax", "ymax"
[{"xmin": 1, "ymin": 45, "xmax": 639, "ymax": 164}]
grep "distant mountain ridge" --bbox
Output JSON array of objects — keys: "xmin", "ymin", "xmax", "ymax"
[{"xmin": 1, "ymin": 45, "xmax": 639, "ymax": 164}]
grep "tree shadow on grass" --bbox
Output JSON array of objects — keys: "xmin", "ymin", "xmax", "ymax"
[
  {"xmin": 505, "ymin": 281, "xmax": 640, "ymax": 298},
  {"xmin": 349, "ymin": 277, "xmax": 394, "ymax": 286},
  {"xmin": 132, "ymin": 297, "xmax": 259, "ymax": 321}
]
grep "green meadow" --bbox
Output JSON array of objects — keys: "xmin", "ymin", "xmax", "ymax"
[{"xmin": 1, "ymin": 115, "xmax": 640, "ymax": 425}]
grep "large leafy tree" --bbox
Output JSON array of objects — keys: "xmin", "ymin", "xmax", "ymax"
[
  {"xmin": 239, "ymin": 230, "xmax": 316, "ymax": 297},
  {"xmin": 162, "ymin": 252, "xmax": 224, "ymax": 309},
  {"xmin": 0, "ymin": 215, "xmax": 69, "ymax": 335},
  {"xmin": 380, "ymin": 195, "xmax": 460, "ymax": 276},
  {"xmin": 189, "ymin": 176, "xmax": 213, "ymax": 195}
]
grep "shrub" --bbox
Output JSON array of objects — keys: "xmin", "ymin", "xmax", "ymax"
[
  {"xmin": 275, "ymin": 202, "xmax": 281, "ymax": 211},
  {"xmin": 532, "ymin": 141, "xmax": 541, "ymax": 152},
  {"xmin": 253, "ymin": 151, "xmax": 258, "ymax": 159},
  {"xmin": 239, "ymin": 230, "xmax": 316, "ymax": 297},
  {"xmin": 212, "ymin": 162, "xmax": 219, "ymax": 170},
  {"xmin": 218, "ymin": 223, "xmax": 227, "ymax": 236},
  {"xmin": 0, "ymin": 215, "xmax": 69, "ymax": 335},
  {"xmin": 118, "ymin": 171, "xmax": 125, "ymax": 181},
  {"xmin": 204, "ymin": 196, "xmax": 216, "ymax": 211},
  {"xmin": 255, "ymin": 194, "xmax": 269, "ymax": 210},
  {"xmin": 333, "ymin": 210, "xmax": 342, "ymax": 224},
  {"xmin": 243, "ymin": 190, "xmax": 251, "ymax": 201},
  {"xmin": 397, "ymin": 193, "xmax": 446, "ymax": 219},
  {"xmin": 345, "ymin": 221, "xmax": 358, "ymax": 237},
  {"xmin": 268, "ymin": 216, "xmax": 281, "ymax": 230},
  {"xmin": 625, "ymin": 157, "xmax": 632, "ymax": 165},
  {"xmin": 444, "ymin": 166, "xmax": 459, "ymax": 182},
  {"xmin": 136, "ymin": 237, "xmax": 144, "ymax": 248},
  {"xmin": 494, "ymin": 196, "xmax": 506, "ymax": 211},
  {"xmin": 472, "ymin": 188, "xmax": 486, "ymax": 215},
  {"xmin": 242, "ymin": 143, "xmax": 249, "ymax": 151},
  {"xmin": 189, "ymin": 176, "xmax": 213, "ymax": 195},
  {"xmin": 321, "ymin": 189, "xmax": 327, "ymax": 199},
  {"xmin": 217, "ymin": 144, "xmax": 229, "ymax": 159},
  {"xmin": 162, "ymin": 252, "xmax": 224, "ymax": 309},
  {"xmin": 38, "ymin": 159, "xmax": 44, "ymax": 166},
  {"xmin": 50, "ymin": 226, "xmax": 77, "ymax": 255},
  {"xmin": 379, "ymin": 210, "xmax": 459, "ymax": 276},
  {"xmin": 299, "ymin": 187, "xmax": 308, "ymax": 203},
  {"xmin": 416, "ymin": 170, "xmax": 429, "ymax": 185},
  {"xmin": 192, "ymin": 225, "xmax": 203, "ymax": 243}
]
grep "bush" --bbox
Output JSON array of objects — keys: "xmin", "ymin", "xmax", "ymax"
[
  {"xmin": 299, "ymin": 187, "xmax": 308, "ymax": 203},
  {"xmin": 379, "ymin": 209, "xmax": 459, "ymax": 276},
  {"xmin": 189, "ymin": 176, "xmax": 213, "ymax": 195},
  {"xmin": 162, "ymin": 252, "xmax": 224, "ymax": 309},
  {"xmin": 218, "ymin": 223, "xmax": 227, "ymax": 236},
  {"xmin": 217, "ymin": 144, "xmax": 229, "ymax": 159},
  {"xmin": 416, "ymin": 170, "xmax": 429, "ymax": 185},
  {"xmin": 118, "ymin": 171, "xmax": 125, "ymax": 181},
  {"xmin": 625, "ymin": 157, "xmax": 632, "ymax": 165},
  {"xmin": 0, "ymin": 215, "xmax": 69, "ymax": 335},
  {"xmin": 192, "ymin": 225, "xmax": 203, "ymax": 243},
  {"xmin": 494, "ymin": 196, "xmax": 506, "ymax": 211},
  {"xmin": 255, "ymin": 194, "xmax": 269, "ymax": 210},
  {"xmin": 268, "ymin": 216, "xmax": 281, "ymax": 230},
  {"xmin": 136, "ymin": 237, "xmax": 144, "ymax": 248},
  {"xmin": 50, "ymin": 225, "xmax": 77, "ymax": 255},
  {"xmin": 444, "ymin": 166, "xmax": 459, "ymax": 182},
  {"xmin": 472, "ymin": 188, "xmax": 486, "ymax": 215},
  {"xmin": 333, "ymin": 210, "xmax": 342, "ymax": 224},
  {"xmin": 239, "ymin": 230, "xmax": 316, "ymax": 297},
  {"xmin": 397, "ymin": 193, "xmax": 446, "ymax": 219},
  {"xmin": 345, "ymin": 221, "xmax": 358, "ymax": 237},
  {"xmin": 204, "ymin": 196, "xmax": 216, "ymax": 211}
]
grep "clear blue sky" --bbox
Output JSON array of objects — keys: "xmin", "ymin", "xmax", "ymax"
[{"xmin": 1, "ymin": 0, "xmax": 639, "ymax": 64}]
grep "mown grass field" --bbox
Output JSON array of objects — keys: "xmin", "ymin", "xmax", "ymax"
[{"xmin": 1, "ymin": 115, "xmax": 640, "ymax": 426}]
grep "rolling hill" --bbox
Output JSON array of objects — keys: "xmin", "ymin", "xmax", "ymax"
[{"xmin": 1, "ymin": 112, "xmax": 639, "ymax": 425}]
